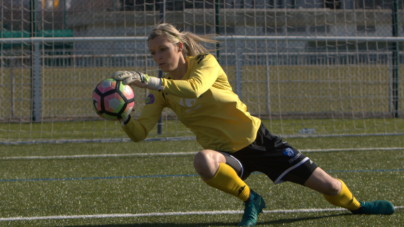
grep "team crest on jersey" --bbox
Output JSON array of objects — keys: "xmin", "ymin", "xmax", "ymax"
[
  {"xmin": 283, "ymin": 148, "xmax": 295, "ymax": 157},
  {"xmin": 146, "ymin": 94, "xmax": 155, "ymax": 104}
]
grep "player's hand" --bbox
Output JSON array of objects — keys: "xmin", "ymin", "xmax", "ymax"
[
  {"xmin": 111, "ymin": 71, "xmax": 149, "ymax": 88},
  {"xmin": 111, "ymin": 71, "xmax": 164, "ymax": 91}
]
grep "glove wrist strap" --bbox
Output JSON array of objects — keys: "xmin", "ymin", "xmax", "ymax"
[
  {"xmin": 120, "ymin": 115, "xmax": 131, "ymax": 127},
  {"xmin": 146, "ymin": 77, "xmax": 164, "ymax": 91}
]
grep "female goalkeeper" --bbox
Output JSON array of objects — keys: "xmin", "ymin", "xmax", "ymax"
[{"xmin": 112, "ymin": 23, "xmax": 394, "ymax": 226}]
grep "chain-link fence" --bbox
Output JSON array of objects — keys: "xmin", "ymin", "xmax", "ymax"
[{"xmin": 1, "ymin": 0, "xmax": 404, "ymax": 143}]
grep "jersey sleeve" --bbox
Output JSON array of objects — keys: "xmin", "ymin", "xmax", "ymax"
[
  {"xmin": 121, "ymin": 91, "xmax": 166, "ymax": 142},
  {"xmin": 160, "ymin": 54, "xmax": 221, "ymax": 98}
]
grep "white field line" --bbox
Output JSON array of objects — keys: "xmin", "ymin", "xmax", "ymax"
[
  {"xmin": 2, "ymin": 147, "xmax": 404, "ymax": 160},
  {"xmin": 1, "ymin": 206, "xmax": 403, "ymax": 221},
  {"xmin": 0, "ymin": 152, "xmax": 198, "ymax": 160}
]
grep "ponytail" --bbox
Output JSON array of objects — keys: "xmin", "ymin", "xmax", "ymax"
[{"xmin": 148, "ymin": 23, "xmax": 217, "ymax": 57}]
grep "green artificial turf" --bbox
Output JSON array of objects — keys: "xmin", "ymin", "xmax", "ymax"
[{"xmin": 0, "ymin": 138, "xmax": 403, "ymax": 226}]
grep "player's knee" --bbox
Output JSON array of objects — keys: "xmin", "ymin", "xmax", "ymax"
[
  {"xmin": 193, "ymin": 150, "xmax": 211, "ymax": 172},
  {"xmin": 323, "ymin": 179, "xmax": 342, "ymax": 196}
]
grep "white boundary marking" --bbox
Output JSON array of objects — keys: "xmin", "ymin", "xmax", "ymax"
[
  {"xmin": 2, "ymin": 147, "xmax": 404, "ymax": 160},
  {"xmin": 1, "ymin": 206, "xmax": 403, "ymax": 221},
  {"xmin": 0, "ymin": 152, "xmax": 197, "ymax": 160},
  {"xmin": 302, "ymin": 147, "xmax": 404, "ymax": 152}
]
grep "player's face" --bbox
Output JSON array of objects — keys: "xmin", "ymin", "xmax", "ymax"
[{"xmin": 148, "ymin": 36, "xmax": 182, "ymax": 73}]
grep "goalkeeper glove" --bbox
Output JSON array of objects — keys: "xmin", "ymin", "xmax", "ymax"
[
  {"xmin": 111, "ymin": 71, "xmax": 164, "ymax": 91},
  {"xmin": 120, "ymin": 115, "xmax": 131, "ymax": 127}
]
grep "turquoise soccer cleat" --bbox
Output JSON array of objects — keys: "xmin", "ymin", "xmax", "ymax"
[
  {"xmin": 238, "ymin": 190, "xmax": 266, "ymax": 227},
  {"xmin": 351, "ymin": 200, "xmax": 395, "ymax": 215}
]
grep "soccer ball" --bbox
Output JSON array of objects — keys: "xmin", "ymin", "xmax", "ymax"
[{"xmin": 92, "ymin": 78, "xmax": 135, "ymax": 121}]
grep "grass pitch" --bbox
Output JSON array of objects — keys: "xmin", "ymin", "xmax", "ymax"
[{"xmin": 0, "ymin": 137, "xmax": 403, "ymax": 227}]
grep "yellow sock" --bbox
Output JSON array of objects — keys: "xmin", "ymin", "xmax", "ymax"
[
  {"xmin": 204, "ymin": 163, "xmax": 250, "ymax": 202},
  {"xmin": 323, "ymin": 179, "xmax": 361, "ymax": 211}
]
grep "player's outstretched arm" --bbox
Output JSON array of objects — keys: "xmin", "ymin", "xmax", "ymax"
[
  {"xmin": 120, "ymin": 91, "xmax": 166, "ymax": 142},
  {"xmin": 112, "ymin": 71, "xmax": 163, "ymax": 91}
]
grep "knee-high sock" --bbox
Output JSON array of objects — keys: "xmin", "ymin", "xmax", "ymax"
[
  {"xmin": 323, "ymin": 179, "xmax": 361, "ymax": 211},
  {"xmin": 204, "ymin": 163, "xmax": 250, "ymax": 202}
]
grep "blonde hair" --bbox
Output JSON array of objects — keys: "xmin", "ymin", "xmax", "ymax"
[{"xmin": 148, "ymin": 23, "xmax": 218, "ymax": 57}]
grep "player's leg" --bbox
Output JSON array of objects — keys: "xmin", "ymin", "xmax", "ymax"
[
  {"xmin": 305, "ymin": 167, "xmax": 360, "ymax": 209},
  {"xmin": 304, "ymin": 167, "xmax": 394, "ymax": 215},
  {"xmin": 193, "ymin": 149, "xmax": 251, "ymax": 201},
  {"xmin": 193, "ymin": 149, "xmax": 265, "ymax": 226}
]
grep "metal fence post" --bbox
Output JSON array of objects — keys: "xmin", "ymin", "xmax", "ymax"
[
  {"xmin": 266, "ymin": 53, "xmax": 270, "ymax": 115},
  {"xmin": 32, "ymin": 41, "xmax": 41, "ymax": 122},
  {"xmin": 392, "ymin": 0, "xmax": 399, "ymax": 118},
  {"xmin": 235, "ymin": 39, "xmax": 242, "ymax": 100},
  {"xmin": 10, "ymin": 58, "xmax": 15, "ymax": 117},
  {"xmin": 215, "ymin": 0, "xmax": 220, "ymax": 62},
  {"xmin": 157, "ymin": 0, "xmax": 166, "ymax": 135}
]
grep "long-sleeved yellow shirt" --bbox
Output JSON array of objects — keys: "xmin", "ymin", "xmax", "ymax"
[{"xmin": 122, "ymin": 53, "xmax": 261, "ymax": 153}]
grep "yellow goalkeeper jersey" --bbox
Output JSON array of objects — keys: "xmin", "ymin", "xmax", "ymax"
[{"xmin": 121, "ymin": 53, "xmax": 261, "ymax": 153}]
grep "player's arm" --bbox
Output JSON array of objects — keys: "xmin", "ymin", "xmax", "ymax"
[
  {"xmin": 112, "ymin": 71, "xmax": 163, "ymax": 91},
  {"xmin": 160, "ymin": 54, "xmax": 220, "ymax": 98},
  {"xmin": 121, "ymin": 91, "xmax": 166, "ymax": 142},
  {"xmin": 112, "ymin": 54, "xmax": 220, "ymax": 98}
]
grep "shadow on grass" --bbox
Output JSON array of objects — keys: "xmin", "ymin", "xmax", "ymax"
[
  {"xmin": 259, "ymin": 212, "xmax": 351, "ymax": 225},
  {"xmin": 64, "ymin": 212, "xmax": 351, "ymax": 227}
]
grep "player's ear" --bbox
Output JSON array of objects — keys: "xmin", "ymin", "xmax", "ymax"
[{"xmin": 177, "ymin": 42, "xmax": 183, "ymax": 53}]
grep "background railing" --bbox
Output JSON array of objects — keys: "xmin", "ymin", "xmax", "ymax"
[{"xmin": 1, "ymin": 0, "xmax": 403, "ymax": 144}]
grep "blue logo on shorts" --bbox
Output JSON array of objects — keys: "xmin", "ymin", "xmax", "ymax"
[{"xmin": 283, "ymin": 148, "xmax": 295, "ymax": 157}]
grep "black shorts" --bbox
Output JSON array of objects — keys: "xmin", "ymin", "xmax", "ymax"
[{"xmin": 220, "ymin": 123, "xmax": 318, "ymax": 185}]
